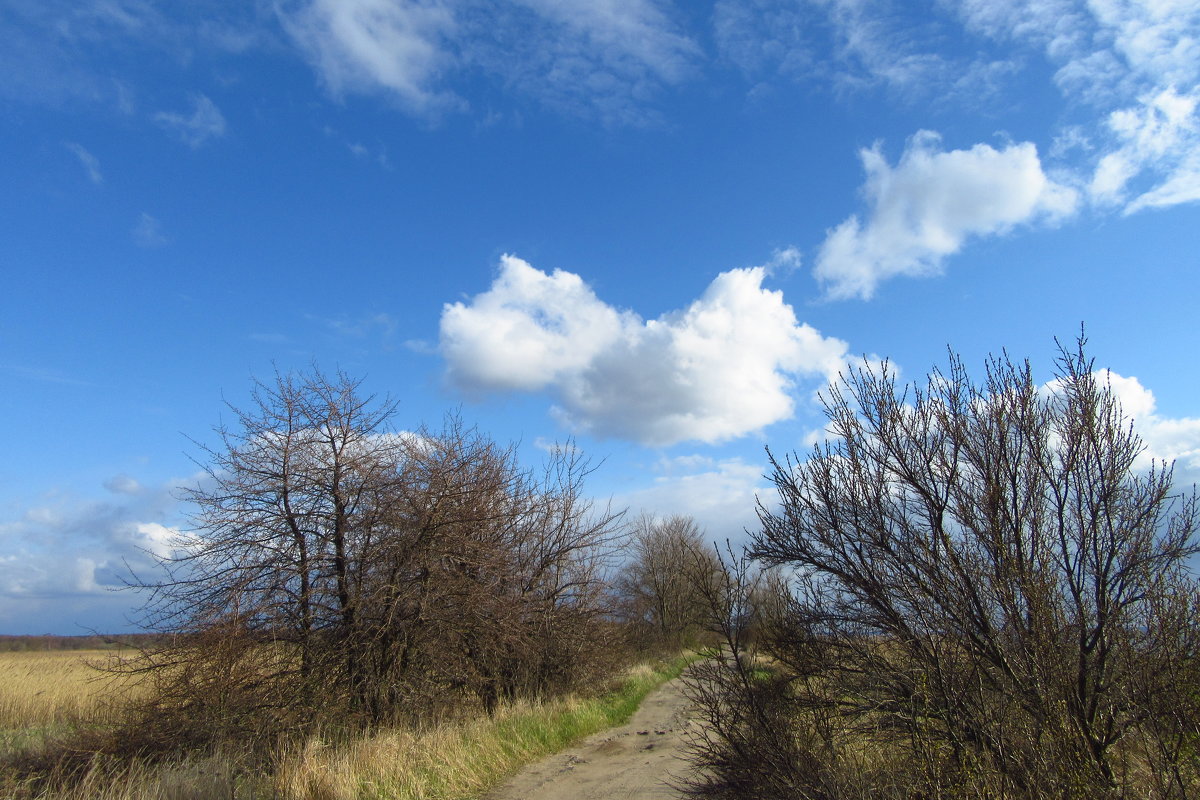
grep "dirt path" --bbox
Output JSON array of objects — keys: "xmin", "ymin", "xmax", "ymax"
[{"xmin": 483, "ymin": 676, "xmax": 698, "ymax": 800}]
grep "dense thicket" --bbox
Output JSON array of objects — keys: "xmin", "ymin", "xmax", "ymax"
[
  {"xmin": 686, "ymin": 338, "xmax": 1200, "ymax": 799},
  {"xmin": 120, "ymin": 370, "xmax": 624, "ymax": 751}
]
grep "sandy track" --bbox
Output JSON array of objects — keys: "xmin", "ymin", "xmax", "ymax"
[{"xmin": 483, "ymin": 676, "xmax": 697, "ymax": 800}]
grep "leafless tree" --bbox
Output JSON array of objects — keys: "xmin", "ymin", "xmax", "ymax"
[
  {"xmin": 687, "ymin": 336, "xmax": 1200, "ymax": 799},
  {"xmin": 121, "ymin": 369, "xmax": 625, "ymax": 751},
  {"xmin": 363, "ymin": 418, "xmax": 625, "ymax": 715},
  {"xmin": 615, "ymin": 514, "xmax": 720, "ymax": 651}
]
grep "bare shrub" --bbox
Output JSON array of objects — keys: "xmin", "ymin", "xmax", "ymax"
[{"xmin": 686, "ymin": 336, "xmax": 1200, "ymax": 799}]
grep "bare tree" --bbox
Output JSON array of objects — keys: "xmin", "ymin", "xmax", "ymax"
[
  {"xmin": 122, "ymin": 370, "xmax": 625, "ymax": 750},
  {"xmin": 688, "ymin": 336, "xmax": 1200, "ymax": 798},
  {"xmin": 366, "ymin": 418, "xmax": 625, "ymax": 715},
  {"xmin": 616, "ymin": 514, "xmax": 719, "ymax": 650},
  {"xmin": 124, "ymin": 369, "xmax": 404, "ymax": 727}
]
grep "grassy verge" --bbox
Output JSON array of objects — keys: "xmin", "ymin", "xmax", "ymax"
[
  {"xmin": 275, "ymin": 652, "xmax": 698, "ymax": 800},
  {"xmin": 2, "ymin": 653, "xmax": 698, "ymax": 800}
]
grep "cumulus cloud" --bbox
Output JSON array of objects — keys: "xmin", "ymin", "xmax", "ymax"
[
  {"xmin": 0, "ymin": 475, "xmax": 193, "ymax": 631},
  {"xmin": 613, "ymin": 455, "xmax": 769, "ymax": 541},
  {"xmin": 814, "ymin": 131, "xmax": 1079, "ymax": 300},
  {"xmin": 440, "ymin": 255, "xmax": 850, "ymax": 446},
  {"xmin": 153, "ymin": 94, "xmax": 227, "ymax": 147},
  {"xmin": 441, "ymin": 256, "xmax": 632, "ymax": 392},
  {"xmin": 1098, "ymin": 371, "xmax": 1200, "ymax": 484},
  {"xmin": 1040, "ymin": 370, "xmax": 1200, "ymax": 487}
]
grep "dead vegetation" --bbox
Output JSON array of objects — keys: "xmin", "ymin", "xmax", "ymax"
[
  {"xmin": 1, "ymin": 368, "xmax": 708, "ymax": 798},
  {"xmin": 684, "ymin": 336, "xmax": 1200, "ymax": 799}
]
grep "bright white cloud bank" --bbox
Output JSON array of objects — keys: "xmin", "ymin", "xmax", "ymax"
[
  {"xmin": 815, "ymin": 132, "xmax": 1079, "ymax": 300},
  {"xmin": 1098, "ymin": 370, "xmax": 1200, "ymax": 484},
  {"xmin": 440, "ymin": 255, "xmax": 849, "ymax": 446}
]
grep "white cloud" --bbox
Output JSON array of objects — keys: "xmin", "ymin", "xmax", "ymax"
[
  {"xmin": 133, "ymin": 212, "xmax": 168, "ymax": 248},
  {"xmin": 950, "ymin": 1, "xmax": 1200, "ymax": 214},
  {"xmin": 713, "ymin": 0, "xmax": 1015, "ymax": 105},
  {"xmin": 104, "ymin": 474, "xmax": 142, "ymax": 495},
  {"xmin": 1090, "ymin": 86, "xmax": 1200, "ymax": 211},
  {"xmin": 64, "ymin": 141, "xmax": 102, "ymax": 183},
  {"xmin": 817, "ymin": 0, "xmax": 953, "ymax": 93},
  {"xmin": 613, "ymin": 455, "xmax": 769, "ymax": 541},
  {"xmin": 0, "ymin": 476, "xmax": 189, "ymax": 609},
  {"xmin": 132, "ymin": 522, "xmax": 180, "ymax": 560},
  {"xmin": 950, "ymin": 0, "xmax": 1088, "ymax": 53},
  {"xmin": 279, "ymin": 0, "xmax": 461, "ymax": 114},
  {"xmin": 440, "ymin": 255, "xmax": 850, "ymax": 446},
  {"xmin": 279, "ymin": 0, "xmax": 696, "ymax": 123},
  {"xmin": 1040, "ymin": 370, "xmax": 1200, "ymax": 486},
  {"xmin": 153, "ymin": 94, "xmax": 227, "ymax": 147},
  {"xmin": 491, "ymin": 0, "xmax": 697, "ymax": 122},
  {"xmin": 950, "ymin": 0, "xmax": 1200, "ymax": 99},
  {"xmin": 1086, "ymin": 0, "xmax": 1200, "ymax": 91},
  {"xmin": 512, "ymin": 0, "xmax": 695, "ymax": 82},
  {"xmin": 1100, "ymin": 371, "xmax": 1200, "ymax": 484},
  {"xmin": 814, "ymin": 131, "xmax": 1079, "ymax": 300},
  {"xmin": 441, "ymin": 255, "xmax": 633, "ymax": 392}
]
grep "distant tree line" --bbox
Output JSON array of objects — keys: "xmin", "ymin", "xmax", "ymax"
[{"xmin": 0, "ymin": 634, "xmax": 171, "ymax": 652}]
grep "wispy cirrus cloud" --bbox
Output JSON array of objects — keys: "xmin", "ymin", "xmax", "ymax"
[
  {"xmin": 153, "ymin": 94, "xmax": 227, "ymax": 147},
  {"xmin": 133, "ymin": 212, "xmax": 168, "ymax": 248},
  {"xmin": 440, "ymin": 254, "xmax": 850, "ymax": 446},
  {"xmin": 0, "ymin": 363, "xmax": 96, "ymax": 387},
  {"xmin": 64, "ymin": 141, "xmax": 103, "ymax": 183},
  {"xmin": 278, "ymin": 0, "xmax": 462, "ymax": 114},
  {"xmin": 470, "ymin": 0, "xmax": 698, "ymax": 123},
  {"xmin": 713, "ymin": 0, "xmax": 1016, "ymax": 105},
  {"xmin": 951, "ymin": 0, "xmax": 1200, "ymax": 102},
  {"xmin": 278, "ymin": 0, "xmax": 698, "ymax": 123}
]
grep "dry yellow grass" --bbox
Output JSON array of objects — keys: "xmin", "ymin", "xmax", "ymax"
[
  {"xmin": 0, "ymin": 655, "xmax": 693, "ymax": 800},
  {"xmin": 0, "ymin": 650, "xmax": 131, "ymax": 731}
]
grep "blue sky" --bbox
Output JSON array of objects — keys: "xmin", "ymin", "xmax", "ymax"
[{"xmin": 2, "ymin": 0, "xmax": 1198, "ymax": 634}]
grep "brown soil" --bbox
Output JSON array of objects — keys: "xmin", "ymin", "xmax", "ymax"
[{"xmin": 483, "ymin": 676, "xmax": 698, "ymax": 800}]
